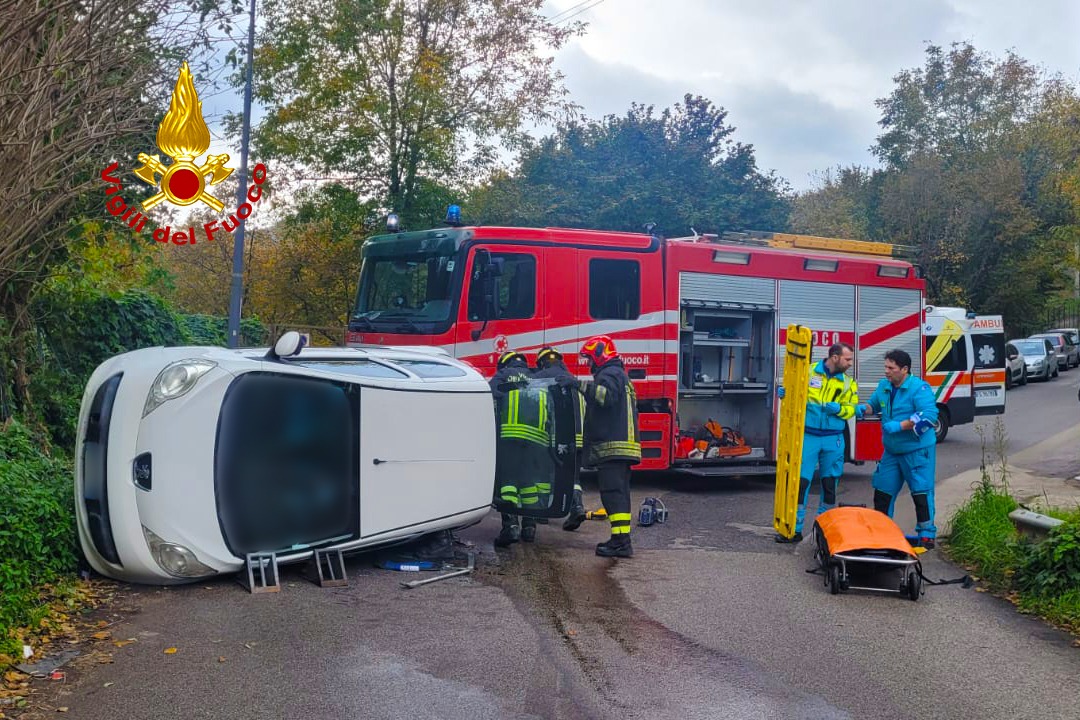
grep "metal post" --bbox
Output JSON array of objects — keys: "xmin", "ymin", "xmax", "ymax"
[{"xmin": 227, "ymin": 0, "xmax": 257, "ymax": 348}]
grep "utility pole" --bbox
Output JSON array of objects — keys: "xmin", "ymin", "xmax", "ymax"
[{"xmin": 227, "ymin": 0, "xmax": 257, "ymax": 348}]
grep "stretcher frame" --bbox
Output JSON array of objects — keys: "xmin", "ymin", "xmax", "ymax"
[{"xmin": 812, "ymin": 519, "xmax": 923, "ymax": 601}]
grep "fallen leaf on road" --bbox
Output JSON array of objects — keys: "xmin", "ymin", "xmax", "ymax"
[
  {"xmin": 104, "ymin": 683, "xmax": 114, "ymax": 688},
  {"xmin": 218, "ymin": 657, "xmax": 226, "ymax": 663},
  {"xmin": 975, "ymin": 587, "xmax": 987, "ymax": 593},
  {"xmin": 91, "ymin": 632, "xmax": 110, "ymax": 641},
  {"xmin": 566, "ymin": 630, "xmax": 577, "ymax": 637},
  {"xmin": 164, "ymin": 647, "xmax": 178, "ymax": 655},
  {"xmin": 112, "ymin": 640, "xmax": 135, "ymax": 648},
  {"xmin": 57, "ymin": 707, "xmax": 69, "ymax": 713}
]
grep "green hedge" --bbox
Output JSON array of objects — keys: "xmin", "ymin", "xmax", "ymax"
[{"xmin": 0, "ymin": 419, "xmax": 77, "ymax": 656}]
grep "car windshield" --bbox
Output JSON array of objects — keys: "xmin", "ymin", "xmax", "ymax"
[
  {"xmin": 1034, "ymin": 336, "xmax": 1063, "ymax": 348},
  {"xmin": 1015, "ymin": 341, "xmax": 1045, "ymax": 354},
  {"xmin": 354, "ymin": 251, "xmax": 458, "ymax": 325}
]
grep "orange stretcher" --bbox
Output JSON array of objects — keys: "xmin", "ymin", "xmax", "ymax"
[{"xmin": 812, "ymin": 506, "xmax": 923, "ymax": 601}]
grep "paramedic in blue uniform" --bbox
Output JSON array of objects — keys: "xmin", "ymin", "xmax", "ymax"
[
  {"xmin": 776, "ymin": 342, "xmax": 859, "ymax": 543},
  {"xmin": 859, "ymin": 348, "xmax": 940, "ymax": 549}
]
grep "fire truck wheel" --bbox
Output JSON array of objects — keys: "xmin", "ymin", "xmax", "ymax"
[{"xmin": 934, "ymin": 406, "xmax": 949, "ymax": 444}]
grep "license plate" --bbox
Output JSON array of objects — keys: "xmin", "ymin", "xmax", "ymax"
[{"xmin": 975, "ymin": 388, "xmax": 1000, "ymax": 398}]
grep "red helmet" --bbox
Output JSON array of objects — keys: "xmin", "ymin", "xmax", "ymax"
[{"xmin": 580, "ymin": 335, "xmax": 618, "ymax": 366}]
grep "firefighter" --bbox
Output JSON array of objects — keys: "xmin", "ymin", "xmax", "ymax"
[
  {"xmin": 490, "ymin": 350, "xmax": 549, "ymax": 546},
  {"xmin": 858, "ymin": 348, "xmax": 940, "ymax": 548},
  {"xmin": 534, "ymin": 346, "xmax": 587, "ymax": 531},
  {"xmin": 775, "ymin": 342, "xmax": 860, "ymax": 543},
  {"xmin": 578, "ymin": 336, "xmax": 640, "ymax": 558}
]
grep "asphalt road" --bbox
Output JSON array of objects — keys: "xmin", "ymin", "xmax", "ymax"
[{"xmin": 19, "ymin": 371, "xmax": 1080, "ymax": 720}]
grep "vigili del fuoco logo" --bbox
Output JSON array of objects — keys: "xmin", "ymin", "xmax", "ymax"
[{"xmin": 100, "ymin": 62, "xmax": 268, "ymax": 245}]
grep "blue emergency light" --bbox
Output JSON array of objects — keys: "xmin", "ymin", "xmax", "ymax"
[{"xmin": 445, "ymin": 204, "xmax": 462, "ymax": 225}]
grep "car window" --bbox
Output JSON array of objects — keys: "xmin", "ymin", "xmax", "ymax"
[
  {"xmin": 294, "ymin": 359, "xmax": 409, "ymax": 378},
  {"xmin": 1014, "ymin": 342, "xmax": 1044, "ymax": 355},
  {"xmin": 389, "ymin": 359, "xmax": 468, "ymax": 377}
]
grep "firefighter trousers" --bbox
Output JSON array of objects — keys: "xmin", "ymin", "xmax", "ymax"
[{"xmin": 597, "ymin": 461, "xmax": 633, "ymax": 537}]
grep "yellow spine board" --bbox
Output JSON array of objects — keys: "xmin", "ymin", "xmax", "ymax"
[{"xmin": 774, "ymin": 324, "xmax": 812, "ymax": 538}]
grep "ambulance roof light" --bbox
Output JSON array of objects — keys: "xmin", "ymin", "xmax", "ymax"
[{"xmin": 386, "ymin": 213, "xmax": 400, "ymax": 232}]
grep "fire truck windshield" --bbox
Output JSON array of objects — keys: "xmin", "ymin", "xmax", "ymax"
[{"xmin": 353, "ymin": 250, "xmax": 459, "ymax": 330}]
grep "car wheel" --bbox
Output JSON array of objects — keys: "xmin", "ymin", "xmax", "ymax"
[
  {"xmin": 1005, "ymin": 371, "xmax": 1012, "ymax": 390},
  {"xmin": 1053, "ymin": 365, "xmax": 1060, "ymax": 379},
  {"xmin": 934, "ymin": 405, "xmax": 950, "ymax": 444},
  {"xmin": 1019, "ymin": 367, "xmax": 1028, "ymax": 386}
]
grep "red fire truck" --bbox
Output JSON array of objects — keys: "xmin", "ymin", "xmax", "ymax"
[{"xmin": 347, "ymin": 224, "xmax": 926, "ymax": 475}]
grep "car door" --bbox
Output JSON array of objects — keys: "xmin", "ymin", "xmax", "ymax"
[{"xmin": 455, "ymin": 245, "xmax": 545, "ymax": 376}]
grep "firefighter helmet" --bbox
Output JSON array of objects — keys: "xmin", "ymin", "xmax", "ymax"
[
  {"xmin": 497, "ymin": 350, "xmax": 527, "ymax": 369},
  {"xmin": 536, "ymin": 346, "xmax": 563, "ymax": 368},
  {"xmin": 580, "ymin": 335, "xmax": 618, "ymax": 366}
]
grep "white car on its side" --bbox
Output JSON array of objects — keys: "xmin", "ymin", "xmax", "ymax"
[{"xmin": 75, "ymin": 333, "xmax": 496, "ymax": 585}]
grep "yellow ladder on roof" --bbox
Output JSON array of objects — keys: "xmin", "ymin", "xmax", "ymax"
[
  {"xmin": 774, "ymin": 324, "xmax": 812, "ymax": 539},
  {"xmin": 720, "ymin": 230, "xmax": 906, "ymax": 258}
]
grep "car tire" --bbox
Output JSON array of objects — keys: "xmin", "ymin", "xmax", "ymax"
[
  {"xmin": 934, "ymin": 405, "xmax": 949, "ymax": 444},
  {"xmin": 1019, "ymin": 367, "xmax": 1028, "ymax": 386}
]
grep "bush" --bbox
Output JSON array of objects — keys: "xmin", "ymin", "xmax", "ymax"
[
  {"xmin": 946, "ymin": 479, "xmax": 1019, "ymax": 589},
  {"xmin": 1015, "ymin": 520, "xmax": 1080, "ymax": 599},
  {"xmin": 0, "ymin": 419, "xmax": 77, "ymax": 655},
  {"xmin": 179, "ymin": 314, "xmax": 268, "ymax": 347}
]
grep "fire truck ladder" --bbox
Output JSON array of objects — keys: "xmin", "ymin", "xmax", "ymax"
[{"xmin": 709, "ymin": 231, "xmax": 916, "ymax": 259}]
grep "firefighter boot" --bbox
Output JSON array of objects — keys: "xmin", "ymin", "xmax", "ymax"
[
  {"xmin": 596, "ymin": 535, "xmax": 633, "ymax": 558},
  {"xmin": 562, "ymin": 491, "xmax": 587, "ymax": 532},
  {"xmin": 521, "ymin": 517, "xmax": 538, "ymax": 543},
  {"xmin": 495, "ymin": 514, "xmax": 520, "ymax": 548}
]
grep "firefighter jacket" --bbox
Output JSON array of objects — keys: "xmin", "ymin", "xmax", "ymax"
[
  {"xmin": 532, "ymin": 361, "xmax": 585, "ymax": 449},
  {"xmin": 490, "ymin": 360, "xmax": 550, "ymax": 447},
  {"xmin": 866, "ymin": 374, "xmax": 938, "ymax": 456},
  {"xmin": 804, "ymin": 360, "xmax": 859, "ymax": 437},
  {"xmin": 579, "ymin": 358, "xmax": 640, "ymax": 464}
]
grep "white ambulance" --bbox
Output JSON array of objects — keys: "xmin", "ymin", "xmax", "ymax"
[{"xmin": 922, "ymin": 306, "xmax": 1007, "ymax": 441}]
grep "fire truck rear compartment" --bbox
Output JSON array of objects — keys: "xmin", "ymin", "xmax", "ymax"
[{"xmin": 676, "ymin": 304, "xmax": 776, "ymax": 470}]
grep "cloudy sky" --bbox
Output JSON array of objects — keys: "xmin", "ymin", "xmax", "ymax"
[
  {"xmin": 543, "ymin": 0, "xmax": 1080, "ymax": 190},
  {"xmin": 198, "ymin": 0, "xmax": 1080, "ymax": 198}
]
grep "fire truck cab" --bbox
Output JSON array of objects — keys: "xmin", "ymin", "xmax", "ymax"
[{"xmin": 349, "ymin": 224, "xmax": 926, "ymax": 475}]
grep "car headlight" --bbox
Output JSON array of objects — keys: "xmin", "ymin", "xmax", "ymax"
[
  {"xmin": 143, "ymin": 359, "xmax": 216, "ymax": 417},
  {"xmin": 142, "ymin": 526, "xmax": 218, "ymax": 578}
]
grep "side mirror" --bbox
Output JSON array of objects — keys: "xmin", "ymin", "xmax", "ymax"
[{"xmin": 268, "ymin": 330, "xmax": 305, "ymax": 360}]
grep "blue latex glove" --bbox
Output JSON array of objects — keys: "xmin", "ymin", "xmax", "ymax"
[
  {"xmin": 854, "ymin": 404, "xmax": 866, "ymax": 419},
  {"xmin": 882, "ymin": 420, "xmax": 903, "ymax": 434},
  {"xmin": 910, "ymin": 412, "xmax": 934, "ymax": 436},
  {"xmin": 823, "ymin": 401, "xmax": 841, "ymax": 415},
  {"xmin": 776, "ymin": 386, "xmax": 785, "ymax": 399}
]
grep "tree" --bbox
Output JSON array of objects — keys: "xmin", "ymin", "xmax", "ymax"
[
  {"xmin": 874, "ymin": 42, "xmax": 1053, "ymax": 169},
  {"xmin": 470, "ymin": 95, "xmax": 791, "ymax": 236},
  {"xmin": 0, "ymin": 0, "xmax": 244, "ymax": 415},
  {"xmin": 788, "ymin": 166, "xmax": 883, "ymax": 241},
  {"xmin": 242, "ymin": 0, "xmax": 583, "ymax": 227}
]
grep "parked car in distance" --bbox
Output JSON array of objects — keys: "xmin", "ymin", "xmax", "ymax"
[
  {"xmin": 1045, "ymin": 328, "xmax": 1080, "ymax": 367},
  {"xmin": 75, "ymin": 333, "xmax": 498, "ymax": 585},
  {"xmin": 1014, "ymin": 338, "xmax": 1058, "ymax": 381},
  {"xmin": 1029, "ymin": 333, "xmax": 1076, "ymax": 371},
  {"xmin": 1004, "ymin": 342, "xmax": 1027, "ymax": 388}
]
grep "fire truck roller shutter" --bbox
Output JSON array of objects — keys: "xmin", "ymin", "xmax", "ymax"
[
  {"xmin": 679, "ymin": 273, "xmax": 776, "ymax": 308},
  {"xmin": 776, "ymin": 281, "xmax": 854, "ymax": 385},
  {"xmin": 856, "ymin": 287, "xmax": 922, "ymax": 389}
]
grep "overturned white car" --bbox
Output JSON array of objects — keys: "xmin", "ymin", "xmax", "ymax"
[{"xmin": 75, "ymin": 333, "xmax": 497, "ymax": 584}]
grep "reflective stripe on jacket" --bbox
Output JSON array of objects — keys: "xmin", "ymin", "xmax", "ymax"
[
  {"xmin": 804, "ymin": 360, "xmax": 860, "ymax": 436},
  {"xmin": 580, "ymin": 358, "xmax": 640, "ymax": 464}
]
